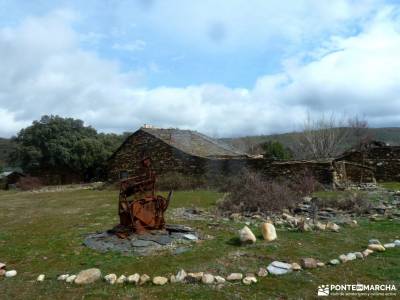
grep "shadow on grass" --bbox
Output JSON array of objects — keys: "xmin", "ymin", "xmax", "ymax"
[{"xmin": 226, "ymin": 237, "xmax": 242, "ymax": 246}]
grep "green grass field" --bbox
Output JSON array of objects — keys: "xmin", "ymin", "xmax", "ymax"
[{"xmin": 0, "ymin": 188, "xmax": 399, "ymax": 299}]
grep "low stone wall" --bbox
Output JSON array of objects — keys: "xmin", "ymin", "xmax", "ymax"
[{"xmin": 337, "ymin": 146, "xmax": 400, "ymax": 182}]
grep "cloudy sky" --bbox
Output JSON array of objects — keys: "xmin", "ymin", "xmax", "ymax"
[{"xmin": 0, "ymin": 0, "xmax": 399, "ymax": 137}]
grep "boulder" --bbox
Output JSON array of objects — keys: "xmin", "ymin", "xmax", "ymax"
[
  {"xmin": 226, "ymin": 273, "xmax": 243, "ymax": 281},
  {"xmin": 257, "ymin": 267, "xmax": 268, "ymax": 277},
  {"xmin": 383, "ymin": 243, "xmax": 395, "ymax": 249},
  {"xmin": 215, "ymin": 275, "xmax": 226, "ymax": 283},
  {"xmin": 316, "ymin": 262, "xmax": 325, "ymax": 267},
  {"xmin": 104, "ymin": 274, "xmax": 117, "ymax": 285},
  {"xmin": 350, "ymin": 220, "xmax": 358, "ymax": 227},
  {"xmin": 0, "ymin": 262, "xmax": 5, "ymax": 269},
  {"xmin": 66, "ymin": 275, "xmax": 77, "ymax": 283},
  {"xmin": 368, "ymin": 244, "xmax": 385, "ymax": 252},
  {"xmin": 153, "ymin": 276, "xmax": 168, "ymax": 285},
  {"xmin": 394, "ymin": 240, "xmax": 400, "ymax": 247},
  {"xmin": 74, "ymin": 268, "xmax": 102, "ymax": 285},
  {"xmin": 261, "ymin": 222, "xmax": 277, "ymax": 241},
  {"xmin": 37, "ymin": 274, "xmax": 45, "ymax": 282},
  {"xmin": 201, "ymin": 273, "xmax": 215, "ymax": 284},
  {"xmin": 0, "ymin": 269, "xmax": 6, "ymax": 276},
  {"xmin": 238, "ymin": 226, "xmax": 256, "ymax": 244},
  {"xmin": 326, "ymin": 222, "xmax": 340, "ymax": 232},
  {"xmin": 300, "ymin": 258, "xmax": 318, "ymax": 269},
  {"xmin": 139, "ymin": 274, "xmax": 150, "ymax": 285},
  {"xmin": 116, "ymin": 275, "xmax": 127, "ymax": 284},
  {"xmin": 175, "ymin": 269, "xmax": 187, "ymax": 282},
  {"xmin": 267, "ymin": 261, "xmax": 292, "ymax": 275},
  {"xmin": 127, "ymin": 273, "xmax": 140, "ymax": 284},
  {"xmin": 5, "ymin": 270, "xmax": 17, "ymax": 278},
  {"xmin": 242, "ymin": 275, "xmax": 257, "ymax": 285}
]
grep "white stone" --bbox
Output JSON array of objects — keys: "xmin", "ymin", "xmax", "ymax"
[
  {"xmin": 37, "ymin": 274, "xmax": 45, "ymax": 282},
  {"xmin": 315, "ymin": 222, "xmax": 326, "ymax": 231},
  {"xmin": 57, "ymin": 274, "xmax": 69, "ymax": 281},
  {"xmin": 242, "ymin": 276, "xmax": 257, "ymax": 285},
  {"xmin": 183, "ymin": 234, "xmax": 198, "ymax": 241},
  {"xmin": 384, "ymin": 243, "xmax": 395, "ymax": 249},
  {"xmin": 261, "ymin": 222, "xmax": 277, "ymax": 241},
  {"xmin": 116, "ymin": 275, "xmax": 127, "ymax": 284},
  {"xmin": 153, "ymin": 276, "xmax": 168, "ymax": 285},
  {"xmin": 104, "ymin": 274, "xmax": 117, "ymax": 285},
  {"xmin": 267, "ymin": 261, "xmax": 292, "ymax": 275},
  {"xmin": 5, "ymin": 270, "xmax": 17, "ymax": 278},
  {"xmin": 127, "ymin": 273, "xmax": 140, "ymax": 284},
  {"xmin": 227, "ymin": 273, "xmax": 243, "ymax": 281},
  {"xmin": 339, "ymin": 254, "xmax": 348, "ymax": 263},
  {"xmin": 74, "ymin": 268, "xmax": 102, "ymax": 284},
  {"xmin": 326, "ymin": 222, "xmax": 340, "ymax": 232},
  {"xmin": 329, "ymin": 259, "xmax": 340, "ymax": 265},
  {"xmin": 66, "ymin": 275, "xmax": 77, "ymax": 283},
  {"xmin": 175, "ymin": 269, "xmax": 187, "ymax": 282},
  {"xmin": 139, "ymin": 274, "xmax": 150, "ymax": 285},
  {"xmin": 346, "ymin": 253, "xmax": 357, "ymax": 261},
  {"xmin": 238, "ymin": 226, "xmax": 256, "ymax": 244},
  {"xmin": 291, "ymin": 263, "xmax": 302, "ymax": 271},
  {"xmin": 354, "ymin": 252, "xmax": 364, "ymax": 259},
  {"xmin": 215, "ymin": 276, "xmax": 226, "ymax": 283},
  {"xmin": 394, "ymin": 240, "xmax": 400, "ymax": 247},
  {"xmin": 368, "ymin": 244, "xmax": 385, "ymax": 252},
  {"xmin": 362, "ymin": 249, "xmax": 374, "ymax": 257},
  {"xmin": 0, "ymin": 262, "xmax": 5, "ymax": 269},
  {"xmin": 201, "ymin": 273, "xmax": 214, "ymax": 284}
]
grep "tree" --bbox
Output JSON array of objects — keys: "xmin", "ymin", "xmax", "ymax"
[
  {"xmin": 10, "ymin": 115, "xmax": 125, "ymax": 182},
  {"xmin": 292, "ymin": 113, "xmax": 350, "ymax": 160},
  {"xmin": 292, "ymin": 114, "xmax": 371, "ymax": 160},
  {"xmin": 261, "ymin": 140, "xmax": 293, "ymax": 160}
]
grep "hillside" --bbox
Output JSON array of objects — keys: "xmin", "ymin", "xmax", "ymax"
[{"xmin": 221, "ymin": 127, "xmax": 400, "ymax": 154}]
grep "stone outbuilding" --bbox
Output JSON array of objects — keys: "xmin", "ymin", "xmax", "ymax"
[{"xmin": 107, "ymin": 126, "xmax": 376, "ymax": 187}]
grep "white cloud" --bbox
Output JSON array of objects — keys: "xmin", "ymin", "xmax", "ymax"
[{"xmin": 1, "ymin": 5, "xmax": 400, "ymax": 138}]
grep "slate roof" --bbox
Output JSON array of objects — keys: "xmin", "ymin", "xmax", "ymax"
[{"xmin": 141, "ymin": 127, "xmax": 248, "ymax": 158}]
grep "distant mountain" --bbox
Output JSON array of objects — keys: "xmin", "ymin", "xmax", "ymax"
[
  {"xmin": 221, "ymin": 127, "xmax": 400, "ymax": 154},
  {"xmin": 0, "ymin": 138, "xmax": 16, "ymax": 167}
]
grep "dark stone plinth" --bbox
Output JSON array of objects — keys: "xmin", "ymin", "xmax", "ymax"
[{"xmin": 83, "ymin": 224, "xmax": 199, "ymax": 256}]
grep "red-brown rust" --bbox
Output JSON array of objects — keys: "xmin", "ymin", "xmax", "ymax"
[{"xmin": 118, "ymin": 157, "xmax": 171, "ymax": 235}]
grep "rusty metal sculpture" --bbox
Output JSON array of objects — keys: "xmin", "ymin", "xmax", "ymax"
[{"xmin": 118, "ymin": 157, "xmax": 172, "ymax": 235}]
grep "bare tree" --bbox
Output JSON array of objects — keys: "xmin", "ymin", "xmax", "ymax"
[
  {"xmin": 292, "ymin": 113, "xmax": 350, "ymax": 160},
  {"xmin": 347, "ymin": 115, "xmax": 372, "ymax": 149}
]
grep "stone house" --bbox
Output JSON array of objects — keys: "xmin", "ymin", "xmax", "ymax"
[
  {"xmin": 107, "ymin": 126, "xmax": 375, "ymax": 187},
  {"xmin": 0, "ymin": 171, "xmax": 25, "ymax": 190}
]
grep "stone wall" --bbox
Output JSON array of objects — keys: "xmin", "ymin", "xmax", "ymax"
[{"xmin": 337, "ymin": 146, "xmax": 400, "ymax": 182}]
